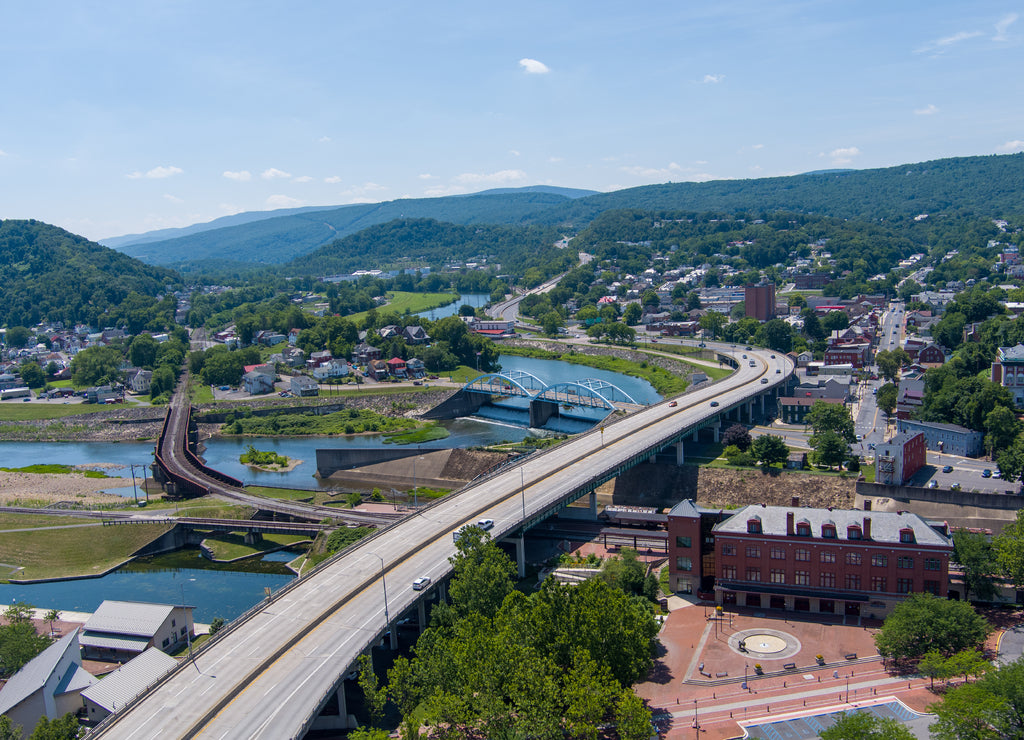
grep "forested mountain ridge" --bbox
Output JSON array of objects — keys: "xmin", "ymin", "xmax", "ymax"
[
  {"xmin": 0, "ymin": 219, "xmax": 179, "ymax": 328},
  {"xmin": 108, "ymin": 153, "xmax": 1024, "ymax": 271},
  {"xmin": 115, "ymin": 190, "xmax": 587, "ymax": 267},
  {"xmin": 532, "ymin": 153, "xmax": 1024, "ymax": 227},
  {"xmin": 286, "ymin": 218, "xmax": 575, "ymax": 285}
]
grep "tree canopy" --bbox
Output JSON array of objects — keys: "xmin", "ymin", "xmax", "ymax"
[{"xmin": 874, "ymin": 593, "xmax": 991, "ymax": 663}]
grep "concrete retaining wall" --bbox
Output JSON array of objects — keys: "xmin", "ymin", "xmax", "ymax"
[
  {"xmin": 315, "ymin": 447, "xmax": 424, "ymax": 478},
  {"xmin": 420, "ymin": 389, "xmax": 486, "ymax": 420},
  {"xmin": 856, "ymin": 480, "xmax": 1024, "ymax": 511}
]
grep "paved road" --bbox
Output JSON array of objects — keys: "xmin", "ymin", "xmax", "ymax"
[{"xmin": 92, "ymin": 345, "xmax": 793, "ymax": 739}]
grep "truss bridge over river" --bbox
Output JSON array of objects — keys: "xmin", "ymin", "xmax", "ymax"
[{"xmin": 424, "ymin": 370, "xmax": 644, "ymax": 427}]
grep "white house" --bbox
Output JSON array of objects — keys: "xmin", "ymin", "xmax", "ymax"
[
  {"xmin": 79, "ymin": 600, "xmax": 195, "ymax": 663},
  {"xmin": 0, "ymin": 630, "xmax": 96, "ymax": 739},
  {"xmin": 80, "ymin": 647, "xmax": 177, "ymax": 725}
]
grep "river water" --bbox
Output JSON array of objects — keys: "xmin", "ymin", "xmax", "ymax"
[
  {"xmin": 416, "ymin": 292, "xmax": 490, "ymax": 321},
  {"xmin": 0, "ymin": 353, "xmax": 658, "ymax": 619}
]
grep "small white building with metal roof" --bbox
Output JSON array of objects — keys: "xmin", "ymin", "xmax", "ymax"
[
  {"xmin": 80, "ymin": 647, "xmax": 178, "ymax": 725},
  {"xmin": 79, "ymin": 601, "xmax": 194, "ymax": 663},
  {"xmin": 0, "ymin": 629, "xmax": 96, "ymax": 739}
]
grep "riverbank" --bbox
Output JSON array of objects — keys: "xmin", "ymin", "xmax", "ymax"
[{"xmin": 0, "ymin": 470, "xmax": 138, "ymax": 508}]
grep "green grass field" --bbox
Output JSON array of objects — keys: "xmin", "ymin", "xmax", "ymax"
[
  {"xmin": 346, "ymin": 291, "xmax": 458, "ymax": 325},
  {"xmin": 201, "ymin": 532, "xmax": 310, "ymax": 561},
  {"xmin": 0, "ymin": 522, "xmax": 173, "ymax": 580}
]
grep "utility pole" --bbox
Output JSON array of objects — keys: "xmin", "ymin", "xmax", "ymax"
[{"xmin": 129, "ymin": 464, "xmax": 138, "ymax": 505}]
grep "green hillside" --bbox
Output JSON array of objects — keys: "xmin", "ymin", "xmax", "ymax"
[
  {"xmin": 120, "ymin": 190, "xmax": 580, "ymax": 266},
  {"xmin": 108, "ymin": 153, "xmax": 1024, "ymax": 270},
  {"xmin": 287, "ymin": 218, "xmax": 572, "ymax": 280},
  {"xmin": 0, "ymin": 220, "xmax": 179, "ymax": 328},
  {"xmin": 535, "ymin": 153, "xmax": 1024, "ymax": 227}
]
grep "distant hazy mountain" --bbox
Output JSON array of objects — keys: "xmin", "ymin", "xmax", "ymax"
[
  {"xmin": 105, "ymin": 186, "xmax": 596, "ymax": 262},
  {"xmin": 108, "ymin": 154, "xmax": 1024, "ymax": 268},
  {"xmin": 100, "ymin": 204, "xmax": 346, "ymax": 250}
]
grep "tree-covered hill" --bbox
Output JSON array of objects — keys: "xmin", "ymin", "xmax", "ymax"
[
  {"xmin": 535, "ymin": 153, "xmax": 1024, "ymax": 227},
  {"xmin": 107, "ymin": 152, "xmax": 1024, "ymax": 270},
  {"xmin": 286, "ymin": 218, "xmax": 574, "ymax": 285},
  {"xmin": 117, "ymin": 190, "xmax": 585, "ymax": 267},
  {"xmin": 0, "ymin": 220, "xmax": 179, "ymax": 328}
]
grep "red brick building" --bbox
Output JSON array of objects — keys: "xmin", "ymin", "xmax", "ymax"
[
  {"xmin": 874, "ymin": 431, "xmax": 926, "ymax": 485},
  {"xmin": 744, "ymin": 283, "xmax": 776, "ymax": 321},
  {"xmin": 667, "ymin": 502, "xmax": 952, "ymax": 619},
  {"xmin": 823, "ymin": 343, "xmax": 872, "ymax": 368}
]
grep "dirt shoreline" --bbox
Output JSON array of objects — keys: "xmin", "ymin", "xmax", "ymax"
[{"xmin": 0, "ymin": 470, "xmax": 138, "ymax": 508}]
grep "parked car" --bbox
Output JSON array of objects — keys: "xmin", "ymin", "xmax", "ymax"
[
  {"xmin": 942, "ymin": 465, "xmax": 953, "ymax": 473},
  {"xmin": 982, "ymin": 469, "xmax": 992, "ymax": 478},
  {"xmin": 928, "ymin": 480, "xmax": 938, "ymax": 488},
  {"xmin": 994, "ymin": 469, "xmax": 1002, "ymax": 479}
]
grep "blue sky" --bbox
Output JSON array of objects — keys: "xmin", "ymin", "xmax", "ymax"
[{"xmin": 1, "ymin": 1, "xmax": 1023, "ymax": 241}]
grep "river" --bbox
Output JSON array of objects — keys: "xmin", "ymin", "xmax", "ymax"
[
  {"xmin": 416, "ymin": 292, "xmax": 490, "ymax": 321},
  {"xmin": 0, "ymin": 352, "xmax": 657, "ymax": 619}
]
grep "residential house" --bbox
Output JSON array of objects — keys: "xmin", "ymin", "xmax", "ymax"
[
  {"xmin": 288, "ymin": 328, "xmax": 301, "ymax": 345},
  {"xmin": 354, "ymin": 343, "xmax": 382, "ymax": 364},
  {"xmin": 81, "ymin": 647, "xmax": 177, "ymax": 725},
  {"xmin": 916, "ymin": 343, "xmax": 948, "ymax": 366},
  {"xmin": 874, "ymin": 432, "xmax": 926, "ymax": 486},
  {"xmin": 242, "ymin": 365, "xmax": 275, "ymax": 395},
  {"xmin": 991, "ymin": 344, "xmax": 1024, "ymax": 407},
  {"xmin": 402, "ymin": 326, "xmax": 430, "ymax": 345},
  {"xmin": 312, "ymin": 359, "xmax": 349, "ymax": 380},
  {"xmin": 127, "ymin": 369, "xmax": 152, "ymax": 394},
  {"xmin": 896, "ymin": 419, "xmax": 984, "ymax": 457},
  {"xmin": 386, "ymin": 357, "xmax": 408, "ymax": 378},
  {"xmin": 368, "ymin": 359, "xmax": 389, "ymax": 381},
  {"xmin": 79, "ymin": 600, "xmax": 195, "ymax": 663},
  {"xmin": 778, "ymin": 396, "xmax": 844, "ymax": 425},
  {"xmin": 406, "ymin": 358, "xmax": 426, "ymax": 378},
  {"xmin": 0, "ymin": 630, "xmax": 96, "ymax": 739},
  {"xmin": 290, "ymin": 375, "xmax": 319, "ymax": 397},
  {"xmin": 462, "ymin": 317, "xmax": 516, "ymax": 337}
]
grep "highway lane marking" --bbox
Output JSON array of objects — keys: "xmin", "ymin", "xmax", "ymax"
[{"xmin": 106, "ymin": 348, "xmax": 788, "ymax": 738}]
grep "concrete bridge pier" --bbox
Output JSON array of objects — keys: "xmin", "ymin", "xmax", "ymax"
[
  {"xmin": 310, "ymin": 684, "xmax": 355, "ymax": 732},
  {"xmin": 388, "ymin": 621, "xmax": 399, "ymax": 650},
  {"xmin": 712, "ymin": 422, "xmax": 721, "ymax": 443},
  {"xmin": 418, "ymin": 599, "xmax": 427, "ymax": 631},
  {"xmin": 675, "ymin": 441, "xmax": 685, "ymax": 465},
  {"xmin": 511, "ymin": 536, "xmax": 526, "ymax": 578},
  {"xmin": 588, "ymin": 491, "xmax": 597, "ymax": 516},
  {"xmin": 243, "ymin": 531, "xmax": 263, "ymax": 545},
  {"xmin": 746, "ymin": 401, "xmax": 753, "ymax": 421},
  {"xmin": 760, "ymin": 393, "xmax": 765, "ymax": 416}
]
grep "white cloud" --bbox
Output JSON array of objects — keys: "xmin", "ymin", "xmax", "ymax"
[
  {"xmin": 163, "ymin": 194, "xmax": 184, "ymax": 204},
  {"xmin": 829, "ymin": 146, "xmax": 861, "ymax": 165},
  {"xmin": 223, "ymin": 170, "xmax": 252, "ymax": 181},
  {"xmin": 620, "ymin": 162, "xmax": 684, "ymax": 178},
  {"xmin": 519, "ymin": 58, "xmax": 550, "ymax": 74},
  {"xmin": 266, "ymin": 194, "xmax": 302, "ymax": 208},
  {"xmin": 261, "ymin": 168, "xmax": 292, "ymax": 180},
  {"xmin": 548, "ymin": 156, "xmax": 563, "ymax": 163},
  {"xmin": 914, "ymin": 104, "xmax": 939, "ymax": 116},
  {"xmin": 127, "ymin": 165, "xmax": 183, "ymax": 179},
  {"xmin": 0, "ymin": 149, "xmax": 7, "ymax": 157},
  {"xmin": 751, "ymin": 144, "xmax": 764, "ymax": 150},
  {"xmin": 318, "ymin": 136, "xmax": 332, "ymax": 143},
  {"xmin": 702, "ymin": 74, "xmax": 724, "ymax": 84},
  {"xmin": 417, "ymin": 173, "xmax": 437, "ymax": 180},
  {"xmin": 994, "ymin": 13, "xmax": 1018, "ymax": 41},
  {"xmin": 453, "ymin": 169, "xmax": 527, "ymax": 185},
  {"xmin": 340, "ymin": 183, "xmax": 387, "ymax": 199},
  {"xmin": 916, "ymin": 29, "xmax": 983, "ymax": 54},
  {"xmin": 997, "ymin": 140, "xmax": 1024, "ymax": 153},
  {"xmin": 324, "ymin": 175, "xmax": 342, "ymax": 184},
  {"xmin": 509, "ymin": 149, "xmax": 521, "ymax": 157},
  {"xmin": 293, "ymin": 175, "xmax": 313, "ymax": 183}
]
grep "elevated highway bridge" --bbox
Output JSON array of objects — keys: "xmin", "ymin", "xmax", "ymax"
[{"xmin": 91, "ymin": 343, "xmax": 792, "ymax": 739}]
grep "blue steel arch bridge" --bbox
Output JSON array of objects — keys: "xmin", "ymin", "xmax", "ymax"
[{"xmin": 426, "ymin": 371, "xmax": 644, "ymax": 430}]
